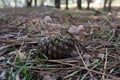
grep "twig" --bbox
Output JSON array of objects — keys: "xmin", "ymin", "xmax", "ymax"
[
  {"xmin": 16, "ymin": 29, "xmax": 22, "ymax": 40},
  {"xmin": 108, "ymin": 28, "xmax": 115, "ymax": 42},
  {"xmin": 75, "ymin": 44, "xmax": 94, "ymax": 79},
  {"xmin": 8, "ymin": 53, "xmax": 18, "ymax": 80},
  {"xmin": 4, "ymin": 38, "xmax": 39, "ymax": 43},
  {"xmin": 105, "ymin": 62, "xmax": 120, "ymax": 71},
  {"xmin": 102, "ymin": 48, "xmax": 108, "ymax": 80},
  {"xmin": 8, "ymin": 41, "xmax": 25, "ymax": 80},
  {"xmin": 10, "ymin": 59, "xmax": 120, "ymax": 79}
]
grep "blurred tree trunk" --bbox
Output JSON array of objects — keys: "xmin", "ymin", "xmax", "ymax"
[
  {"xmin": 55, "ymin": 0, "xmax": 61, "ymax": 9},
  {"xmin": 103, "ymin": 0, "xmax": 113, "ymax": 11},
  {"xmin": 1, "ymin": 0, "xmax": 11, "ymax": 8},
  {"xmin": 86, "ymin": 0, "xmax": 91, "ymax": 9},
  {"xmin": 65, "ymin": 0, "xmax": 69, "ymax": 9},
  {"xmin": 26, "ymin": 0, "xmax": 32, "ymax": 7},
  {"xmin": 108, "ymin": 0, "xmax": 113, "ymax": 11},
  {"xmin": 41, "ymin": 0, "xmax": 44, "ymax": 6},
  {"xmin": 104, "ymin": 0, "xmax": 107, "ymax": 9},
  {"xmin": 1, "ymin": 0, "xmax": 6, "ymax": 8},
  {"xmin": 77, "ymin": 0, "xmax": 82, "ymax": 9},
  {"xmin": 14, "ymin": 0, "xmax": 17, "ymax": 7},
  {"xmin": 72, "ymin": 0, "xmax": 75, "ymax": 3},
  {"xmin": 35, "ymin": 0, "xmax": 37, "ymax": 6}
]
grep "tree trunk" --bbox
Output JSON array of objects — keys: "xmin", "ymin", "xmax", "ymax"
[
  {"xmin": 55, "ymin": 0, "xmax": 61, "ymax": 9},
  {"xmin": 103, "ymin": 0, "xmax": 113, "ymax": 11},
  {"xmin": 77, "ymin": 0, "xmax": 82, "ymax": 9},
  {"xmin": 1, "ymin": 0, "xmax": 11, "ymax": 8},
  {"xmin": 26, "ymin": 0, "xmax": 32, "ymax": 7},
  {"xmin": 35, "ymin": 0, "xmax": 37, "ymax": 6},
  {"xmin": 103, "ymin": 0, "xmax": 107, "ymax": 10},
  {"xmin": 1, "ymin": 0, "xmax": 6, "ymax": 8},
  {"xmin": 87, "ymin": 0, "xmax": 91, "ymax": 10},
  {"xmin": 108, "ymin": 0, "xmax": 113, "ymax": 11},
  {"xmin": 14, "ymin": 0, "xmax": 17, "ymax": 7},
  {"xmin": 65, "ymin": 0, "xmax": 69, "ymax": 9},
  {"xmin": 41, "ymin": 0, "xmax": 44, "ymax": 6}
]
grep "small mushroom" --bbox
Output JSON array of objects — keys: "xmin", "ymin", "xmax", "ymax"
[
  {"xmin": 77, "ymin": 25, "xmax": 85, "ymax": 31},
  {"xmin": 43, "ymin": 15, "xmax": 52, "ymax": 22},
  {"xmin": 68, "ymin": 25, "xmax": 78, "ymax": 34},
  {"xmin": 68, "ymin": 25, "xmax": 85, "ymax": 34}
]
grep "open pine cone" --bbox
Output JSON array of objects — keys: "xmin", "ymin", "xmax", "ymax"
[{"xmin": 37, "ymin": 35, "xmax": 79, "ymax": 59}]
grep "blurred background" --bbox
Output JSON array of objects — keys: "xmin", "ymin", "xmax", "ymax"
[{"xmin": 0, "ymin": 0, "xmax": 119, "ymax": 11}]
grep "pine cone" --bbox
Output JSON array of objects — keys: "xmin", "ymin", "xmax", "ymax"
[{"xmin": 37, "ymin": 35, "xmax": 79, "ymax": 59}]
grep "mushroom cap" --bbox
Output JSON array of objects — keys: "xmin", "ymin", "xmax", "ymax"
[
  {"xmin": 43, "ymin": 15, "xmax": 52, "ymax": 22},
  {"xmin": 68, "ymin": 25, "xmax": 85, "ymax": 34},
  {"xmin": 68, "ymin": 25, "xmax": 78, "ymax": 34},
  {"xmin": 77, "ymin": 25, "xmax": 85, "ymax": 31}
]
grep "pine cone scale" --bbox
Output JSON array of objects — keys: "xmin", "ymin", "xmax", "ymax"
[{"xmin": 38, "ymin": 35, "xmax": 78, "ymax": 59}]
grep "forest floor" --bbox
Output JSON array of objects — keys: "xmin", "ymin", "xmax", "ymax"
[{"xmin": 0, "ymin": 6, "xmax": 120, "ymax": 80}]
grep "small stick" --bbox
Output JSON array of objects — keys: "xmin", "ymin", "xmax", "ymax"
[
  {"xmin": 102, "ymin": 48, "xmax": 108, "ymax": 79},
  {"xmin": 75, "ymin": 44, "xmax": 94, "ymax": 79}
]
